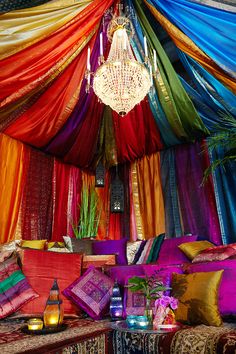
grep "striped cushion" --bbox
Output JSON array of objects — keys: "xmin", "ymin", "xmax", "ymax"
[
  {"xmin": 0, "ymin": 255, "xmax": 38, "ymax": 319},
  {"xmin": 135, "ymin": 234, "xmax": 165, "ymax": 264}
]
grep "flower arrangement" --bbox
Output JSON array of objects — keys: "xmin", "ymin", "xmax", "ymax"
[{"xmin": 153, "ymin": 295, "xmax": 178, "ymax": 329}]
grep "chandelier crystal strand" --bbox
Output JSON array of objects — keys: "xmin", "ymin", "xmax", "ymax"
[{"xmin": 92, "ymin": 17, "xmax": 152, "ymax": 116}]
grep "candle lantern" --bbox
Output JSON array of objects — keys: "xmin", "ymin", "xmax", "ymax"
[
  {"xmin": 109, "ymin": 280, "xmax": 123, "ymax": 321},
  {"xmin": 43, "ymin": 279, "xmax": 64, "ymax": 328}
]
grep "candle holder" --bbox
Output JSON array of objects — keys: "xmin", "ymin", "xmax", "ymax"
[{"xmin": 27, "ymin": 318, "xmax": 43, "ymax": 331}]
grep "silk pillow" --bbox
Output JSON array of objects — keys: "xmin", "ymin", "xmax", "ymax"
[
  {"xmin": 62, "ymin": 266, "xmax": 114, "ymax": 320},
  {"xmin": 192, "ymin": 245, "xmax": 236, "ymax": 263},
  {"xmin": 0, "ymin": 254, "xmax": 38, "ymax": 319},
  {"xmin": 92, "ymin": 239, "xmax": 128, "ymax": 265},
  {"xmin": 178, "ymin": 240, "xmax": 214, "ymax": 260},
  {"xmin": 171, "ymin": 271, "xmax": 223, "ymax": 326},
  {"xmin": 20, "ymin": 249, "xmax": 82, "ymax": 316},
  {"xmin": 20, "ymin": 239, "xmax": 47, "ymax": 250}
]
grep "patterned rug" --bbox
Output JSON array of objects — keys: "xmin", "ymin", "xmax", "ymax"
[{"xmin": 0, "ymin": 318, "xmax": 112, "ymax": 354}]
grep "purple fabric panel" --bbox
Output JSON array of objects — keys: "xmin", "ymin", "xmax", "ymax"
[
  {"xmin": 185, "ymin": 259, "xmax": 236, "ymax": 315},
  {"xmin": 107, "ymin": 265, "xmax": 145, "ymax": 286},
  {"xmin": 62, "ymin": 266, "xmax": 114, "ymax": 320},
  {"xmin": 0, "ymin": 279, "xmax": 30, "ymax": 306},
  {"xmin": 157, "ymin": 235, "xmax": 198, "ymax": 265},
  {"xmin": 92, "ymin": 239, "xmax": 128, "ymax": 265},
  {"xmin": 174, "ymin": 142, "xmax": 222, "ymax": 245},
  {"xmin": 44, "ymin": 27, "xmax": 106, "ymax": 155}
]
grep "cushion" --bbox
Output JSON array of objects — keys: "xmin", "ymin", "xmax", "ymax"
[
  {"xmin": 157, "ymin": 235, "xmax": 198, "ymax": 266},
  {"xmin": 171, "ymin": 271, "xmax": 223, "ymax": 326},
  {"xmin": 92, "ymin": 239, "xmax": 128, "ymax": 265},
  {"xmin": 20, "ymin": 240, "xmax": 47, "ymax": 250},
  {"xmin": 107, "ymin": 265, "xmax": 145, "ymax": 286},
  {"xmin": 71, "ymin": 238, "xmax": 94, "ymax": 255},
  {"xmin": 135, "ymin": 235, "xmax": 165, "ymax": 264},
  {"xmin": 0, "ymin": 254, "xmax": 38, "ymax": 319},
  {"xmin": 126, "ymin": 241, "xmax": 143, "ymax": 265},
  {"xmin": 192, "ymin": 245, "xmax": 236, "ymax": 263},
  {"xmin": 62, "ymin": 266, "xmax": 114, "ymax": 320},
  {"xmin": 184, "ymin": 259, "xmax": 236, "ymax": 316},
  {"xmin": 82, "ymin": 255, "xmax": 116, "ymax": 270},
  {"xmin": 47, "ymin": 242, "xmax": 69, "ymax": 253},
  {"xmin": 20, "ymin": 249, "xmax": 82, "ymax": 316},
  {"xmin": 178, "ymin": 240, "xmax": 214, "ymax": 260}
]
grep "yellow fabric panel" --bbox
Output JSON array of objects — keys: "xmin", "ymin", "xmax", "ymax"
[
  {"xmin": 178, "ymin": 240, "xmax": 214, "ymax": 260},
  {"xmin": 0, "ymin": 134, "xmax": 28, "ymax": 243},
  {"xmin": 132, "ymin": 152, "xmax": 165, "ymax": 240},
  {"xmin": 0, "ymin": 0, "xmax": 92, "ymax": 59},
  {"xmin": 20, "ymin": 239, "xmax": 47, "ymax": 249},
  {"xmin": 172, "ymin": 271, "xmax": 223, "ymax": 326},
  {"xmin": 145, "ymin": 1, "xmax": 236, "ymax": 94}
]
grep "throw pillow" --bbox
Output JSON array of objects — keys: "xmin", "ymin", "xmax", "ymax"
[
  {"xmin": 126, "ymin": 241, "xmax": 143, "ymax": 265},
  {"xmin": 62, "ymin": 266, "xmax": 114, "ymax": 320},
  {"xmin": 157, "ymin": 235, "xmax": 198, "ymax": 265},
  {"xmin": 20, "ymin": 249, "xmax": 82, "ymax": 316},
  {"xmin": 192, "ymin": 245, "xmax": 236, "ymax": 263},
  {"xmin": 171, "ymin": 270, "xmax": 223, "ymax": 326},
  {"xmin": 92, "ymin": 239, "xmax": 128, "ymax": 265},
  {"xmin": 135, "ymin": 234, "xmax": 165, "ymax": 265},
  {"xmin": 20, "ymin": 239, "xmax": 47, "ymax": 250},
  {"xmin": 71, "ymin": 238, "xmax": 94, "ymax": 255},
  {"xmin": 0, "ymin": 254, "xmax": 38, "ymax": 319},
  {"xmin": 178, "ymin": 240, "xmax": 214, "ymax": 260}
]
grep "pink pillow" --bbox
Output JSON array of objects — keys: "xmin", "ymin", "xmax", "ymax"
[
  {"xmin": 62, "ymin": 266, "xmax": 114, "ymax": 320},
  {"xmin": 192, "ymin": 245, "xmax": 236, "ymax": 263}
]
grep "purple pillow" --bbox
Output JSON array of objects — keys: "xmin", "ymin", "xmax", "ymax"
[
  {"xmin": 107, "ymin": 265, "xmax": 145, "ymax": 286},
  {"xmin": 92, "ymin": 239, "xmax": 128, "ymax": 265},
  {"xmin": 184, "ymin": 259, "xmax": 236, "ymax": 316},
  {"xmin": 62, "ymin": 266, "xmax": 114, "ymax": 320},
  {"xmin": 157, "ymin": 235, "xmax": 198, "ymax": 265}
]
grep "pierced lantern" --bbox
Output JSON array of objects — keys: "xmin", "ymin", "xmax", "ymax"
[
  {"xmin": 110, "ymin": 172, "xmax": 124, "ymax": 213},
  {"xmin": 110, "ymin": 280, "xmax": 123, "ymax": 321},
  {"xmin": 43, "ymin": 279, "xmax": 64, "ymax": 328},
  {"xmin": 95, "ymin": 161, "xmax": 105, "ymax": 187}
]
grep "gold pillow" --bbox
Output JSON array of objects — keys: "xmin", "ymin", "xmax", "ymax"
[
  {"xmin": 178, "ymin": 240, "xmax": 214, "ymax": 260},
  {"xmin": 171, "ymin": 271, "xmax": 223, "ymax": 326},
  {"xmin": 47, "ymin": 242, "xmax": 65, "ymax": 249},
  {"xmin": 20, "ymin": 240, "xmax": 47, "ymax": 250}
]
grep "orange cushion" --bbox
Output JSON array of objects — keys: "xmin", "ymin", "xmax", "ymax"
[{"xmin": 20, "ymin": 249, "xmax": 82, "ymax": 316}]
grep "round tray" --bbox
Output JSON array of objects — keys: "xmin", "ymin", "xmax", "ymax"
[
  {"xmin": 21, "ymin": 323, "xmax": 68, "ymax": 335},
  {"xmin": 111, "ymin": 321, "xmax": 180, "ymax": 334}
]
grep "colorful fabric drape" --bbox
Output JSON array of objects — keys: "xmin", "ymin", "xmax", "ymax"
[
  {"xmin": 145, "ymin": 1, "xmax": 236, "ymax": 93},
  {"xmin": 20, "ymin": 148, "xmax": 54, "ymax": 240},
  {"xmin": 174, "ymin": 141, "xmax": 222, "ymax": 245},
  {"xmin": 0, "ymin": 134, "xmax": 28, "ymax": 243},
  {"xmin": 131, "ymin": 153, "xmax": 165, "ymax": 240},
  {"xmin": 160, "ymin": 149, "xmax": 183, "ymax": 237},
  {"xmin": 0, "ymin": 0, "xmax": 51, "ymax": 13},
  {"xmin": 208, "ymin": 145, "xmax": 236, "ymax": 244},
  {"xmin": 146, "ymin": 0, "xmax": 236, "ymax": 76}
]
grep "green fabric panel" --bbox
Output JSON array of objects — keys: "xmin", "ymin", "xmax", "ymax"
[
  {"xmin": 133, "ymin": 0, "xmax": 209, "ymax": 140},
  {"xmin": 0, "ymin": 270, "xmax": 25, "ymax": 294}
]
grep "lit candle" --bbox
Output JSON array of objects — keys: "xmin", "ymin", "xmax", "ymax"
[
  {"xmin": 144, "ymin": 36, "xmax": 148, "ymax": 57},
  {"xmin": 87, "ymin": 47, "xmax": 91, "ymax": 71},
  {"xmin": 28, "ymin": 318, "xmax": 43, "ymax": 331},
  {"xmin": 153, "ymin": 49, "xmax": 157, "ymax": 72},
  {"xmin": 100, "ymin": 33, "xmax": 103, "ymax": 57}
]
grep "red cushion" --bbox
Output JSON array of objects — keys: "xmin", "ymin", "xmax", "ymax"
[
  {"xmin": 192, "ymin": 245, "xmax": 236, "ymax": 263},
  {"xmin": 20, "ymin": 249, "xmax": 82, "ymax": 316}
]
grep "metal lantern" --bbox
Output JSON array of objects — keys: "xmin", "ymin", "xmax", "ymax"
[
  {"xmin": 43, "ymin": 279, "xmax": 64, "ymax": 328},
  {"xmin": 109, "ymin": 280, "xmax": 123, "ymax": 321},
  {"xmin": 95, "ymin": 161, "xmax": 105, "ymax": 187},
  {"xmin": 110, "ymin": 170, "xmax": 124, "ymax": 213}
]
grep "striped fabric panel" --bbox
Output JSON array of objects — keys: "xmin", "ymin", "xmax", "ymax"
[{"xmin": 0, "ymin": 256, "xmax": 38, "ymax": 319}]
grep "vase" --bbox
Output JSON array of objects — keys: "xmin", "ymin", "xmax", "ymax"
[{"xmin": 144, "ymin": 299, "xmax": 153, "ymax": 325}]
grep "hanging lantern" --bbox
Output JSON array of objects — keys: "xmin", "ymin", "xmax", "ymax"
[
  {"xmin": 110, "ymin": 169, "xmax": 124, "ymax": 213},
  {"xmin": 43, "ymin": 279, "xmax": 64, "ymax": 328},
  {"xmin": 95, "ymin": 161, "xmax": 105, "ymax": 187},
  {"xmin": 109, "ymin": 280, "xmax": 124, "ymax": 321}
]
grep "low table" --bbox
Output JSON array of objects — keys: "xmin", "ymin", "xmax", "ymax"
[{"xmin": 112, "ymin": 320, "xmax": 236, "ymax": 354}]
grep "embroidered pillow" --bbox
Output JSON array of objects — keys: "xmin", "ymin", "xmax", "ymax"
[
  {"xmin": 192, "ymin": 245, "xmax": 236, "ymax": 263},
  {"xmin": 0, "ymin": 254, "xmax": 38, "ymax": 319},
  {"xmin": 92, "ymin": 239, "xmax": 128, "ymax": 265},
  {"xmin": 20, "ymin": 249, "xmax": 82, "ymax": 316},
  {"xmin": 178, "ymin": 240, "xmax": 214, "ymax": 260},
  {"xmin": 171, "ymin": 271, "xmax": 223, "ymax": 326},
  {"xmin": 62, "ymin": 266, "xmax": 114, "ymax": 320},
  {"xmin": 127, "ymin": 241, "xmax": 143, "ymax": 265}
]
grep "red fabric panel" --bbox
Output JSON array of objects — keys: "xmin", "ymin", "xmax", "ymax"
[
  {"xmin": 113, "ymin": 99, "xmax": 163, "ymax": 163},
  {"xmin": 51, "ymin": 160, "xmax": 71, "ymax": 242},
  {"xmin": 20, "ymin": 249, "xmax": 82, "ymax": 316}
]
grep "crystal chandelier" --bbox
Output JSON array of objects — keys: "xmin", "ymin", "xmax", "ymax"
[{"xmin": 86, "ymin": 16, "xmax": 153, "ymax": 116}]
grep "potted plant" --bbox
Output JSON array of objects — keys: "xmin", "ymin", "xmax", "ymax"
[{"xmin": 127, "ymin": 275, "xmax": 170, "ymax": 322}]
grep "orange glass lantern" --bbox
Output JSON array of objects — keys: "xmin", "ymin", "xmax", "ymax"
[{"xmin": 43, "ymin": 279, "xmax": 64, "ymax": 328}]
